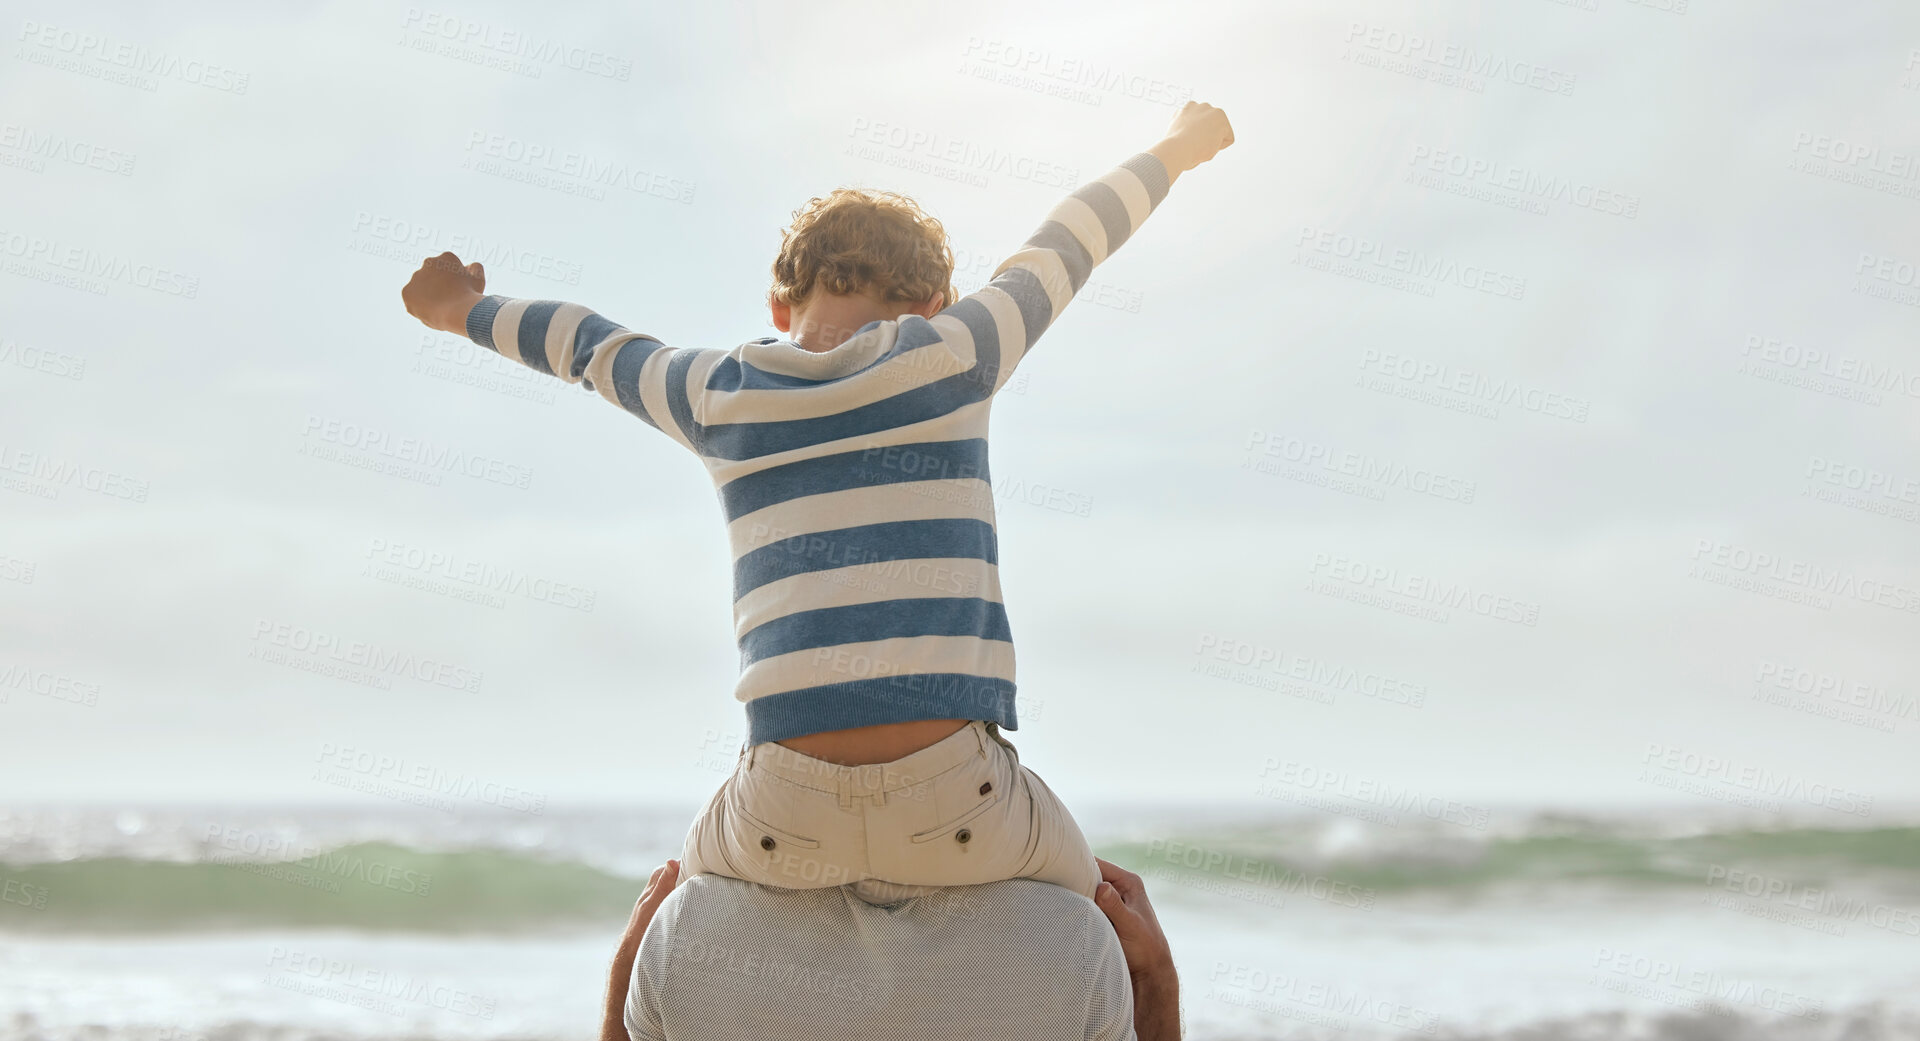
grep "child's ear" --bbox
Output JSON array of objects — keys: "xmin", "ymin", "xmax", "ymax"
[
  {"xmin": 913, "ymin": 293, "xmax": 944, "ymax": 319},
  {"xmin": 769, "ymin": 295, "xmax": 792, "ymax": 333}
]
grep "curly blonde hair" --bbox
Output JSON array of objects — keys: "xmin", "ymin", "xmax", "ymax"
[{"xmin": 770, "ymin": 188, "xmax": 956, "ymax": 310}]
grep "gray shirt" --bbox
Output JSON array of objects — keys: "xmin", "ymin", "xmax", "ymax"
[{"xmin": 625, "ymin": 875, "xmax": 1137, "ymax": 1041}]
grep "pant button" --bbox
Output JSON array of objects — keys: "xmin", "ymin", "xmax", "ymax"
[
  {"xmin": 956, "ymin": 828, "xmax": 971, "ymax": 844},
  {"xmin": 760, "ymin": 835, "xmax": 776, "ymax": 851}
]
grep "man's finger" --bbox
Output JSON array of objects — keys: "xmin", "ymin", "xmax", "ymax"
[
  {"xmin": 1096, "ymin": 858, "xmax": 1144, "ymax": 899},
  {"xmin": 625, "ymin": 861, "xmax": 680, "ymax": 931},
  {"xmin": 1093, "ymin": 881, "xmax": 1143, "ymax": 938},
  {"xmin": 644, "ymin": 860, "xmax": 680, "ymax": 903}
]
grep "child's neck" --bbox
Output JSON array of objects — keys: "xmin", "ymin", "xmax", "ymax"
[{"xmin": 788, "ymin": 294, "xmax": 902, "ymax": 353}]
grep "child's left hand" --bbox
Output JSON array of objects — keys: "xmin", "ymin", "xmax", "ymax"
[{"xmin": 402, "ymin": 251, "xmax": 487, "ymax": 334}]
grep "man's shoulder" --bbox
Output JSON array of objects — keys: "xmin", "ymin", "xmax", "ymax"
[{"xmin": 666, "ymin": 874, "xmax": 1108, "ymax": 936}]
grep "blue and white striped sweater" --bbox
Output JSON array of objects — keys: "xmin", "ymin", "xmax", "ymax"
[{"xmin": 465, "ymin": 151, "xmax": 1170, "ymax": 744}]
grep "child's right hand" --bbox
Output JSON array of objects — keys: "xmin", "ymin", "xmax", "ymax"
[
  {"xmin": 402, "ymin": 251, "xmax": 487, "ymax": 335},
  {"xmin": 1157, "ymin": 100, "xmax": 1235, "ymax": 173}
]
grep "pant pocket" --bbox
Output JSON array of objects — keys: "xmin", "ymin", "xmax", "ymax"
[
  {"xmin": 907, "ymin": 787, "xmax": 1003, "ymax": 844},
  {"xmin": 904, "ymin": 740, "xmax": 1027, "ymax": 871},
  {"xmin": 729, "ymin": 772, "xmax": 824, "ymax": 851}
]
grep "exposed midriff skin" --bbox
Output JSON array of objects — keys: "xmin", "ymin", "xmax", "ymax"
[{"xmin": 777, "ymin": 718, "xmax": 972, "ymax": 766}]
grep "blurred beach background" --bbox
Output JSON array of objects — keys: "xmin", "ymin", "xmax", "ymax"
[{"xmin": 5, "ymin": 801, "xmax": 1920, "ymax": 1040}]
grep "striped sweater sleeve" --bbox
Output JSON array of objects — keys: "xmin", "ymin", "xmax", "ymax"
[
  {"xmin": 937, "ymin": 152, "xmax": 1171, "ymax": 392},
  {"xmin": 464, "ymin": 295, "xmax": 701, "ymax": 451}
]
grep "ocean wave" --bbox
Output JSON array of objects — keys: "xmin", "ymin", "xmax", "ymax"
[
  {"xmin": 0, "ymin": 842, "xmax": 638, "ymax": 933},
  {"xmin": 1100, "ymin": 819, "xmax": 1920, "ymax": 897},
  {"xmin": 4, "ymin": 805, "xmax": 1920, "ymax": 932}
]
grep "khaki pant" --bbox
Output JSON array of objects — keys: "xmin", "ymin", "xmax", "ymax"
[{"xmin": 681, "ymin": 721, "xmax": 1099, "ymax": 898}]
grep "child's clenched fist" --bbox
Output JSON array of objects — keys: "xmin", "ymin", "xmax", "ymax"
[{"xmin": 402, "ymin": 251, "xmax": 487, "ymax": 335}]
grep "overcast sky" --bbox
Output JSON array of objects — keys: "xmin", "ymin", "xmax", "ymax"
[{"xmin": 3, "ymin": 0, "xmax": 1916, "ymax": 817}]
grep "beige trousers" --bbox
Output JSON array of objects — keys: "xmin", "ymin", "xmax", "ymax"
[{"xmin": 681, "ymin": 721, "xmax": 1099, "ymax": 898}]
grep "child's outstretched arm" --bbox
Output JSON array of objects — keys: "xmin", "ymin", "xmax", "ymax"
[
  {"xmin": 937, "ymin": 100, "xmax": 1233, "ymax": 392},
  {"xmin": 401, "ymin": 252, "xmax": 705, "ymax": 449}
]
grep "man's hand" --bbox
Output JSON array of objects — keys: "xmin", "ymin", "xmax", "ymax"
[
  {"xmin": 1092, "ymin": 857, "xmax": 1181, "ymax": 1041},
  {"xmin": 402, "ymin": 251, "xmax": 487, "ymax": 335},
  {"xmin": 601, "ymin": 860, "xmax": 679, "ymax": 1041},
  {"xmin": 1150, "ymin": 100, "xmax": 1234, "ymax": 180}
]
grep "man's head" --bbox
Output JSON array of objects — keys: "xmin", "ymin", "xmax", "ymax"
[{"xmin": 769, "ymin": 188, "xmax": 956, "ymax": 352}]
